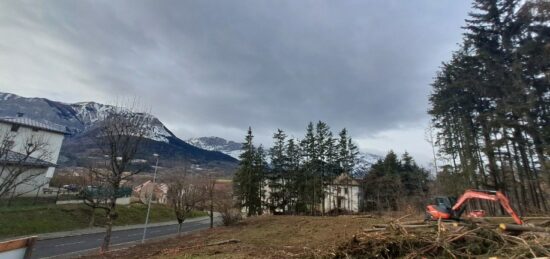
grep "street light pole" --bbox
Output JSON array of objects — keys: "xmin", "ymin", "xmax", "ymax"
[{"xmin": 142, "ymin": 153, "xmax": 159, "ymax": 243}]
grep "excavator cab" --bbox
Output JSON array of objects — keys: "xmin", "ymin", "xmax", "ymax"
[{"xmin": 425, "ymin": 196, "xmax": 462, "ymax": 221}]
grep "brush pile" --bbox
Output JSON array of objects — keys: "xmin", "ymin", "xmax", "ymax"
[{"xmin": 333, "ymin": 218, "xmax": 550, "ymax": 258}]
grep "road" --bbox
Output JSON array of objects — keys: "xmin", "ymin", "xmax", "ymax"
[{"xmin": 32, "ymin": 217, "xmax": 217, "ymax": 258}]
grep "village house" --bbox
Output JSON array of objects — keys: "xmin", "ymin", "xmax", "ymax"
[
  {"xmin": 132, "ymin": 180, "xmax": 169, "ymax": 204},
  {"xmin": 0, "ymin": 115, "xmax": 67, "ymax": 196},
  {"xmin": 324, "ymin": 173, "xmax": 361, "ymax": 213}
]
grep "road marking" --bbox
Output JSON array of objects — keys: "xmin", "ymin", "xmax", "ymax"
[
  {"xmin": 128, "ymin": 233, "xmax": 142, "ymax": 237},
  {"xmin": 55, "ymin": 241, "xmax": 84, "ymax": 247}
]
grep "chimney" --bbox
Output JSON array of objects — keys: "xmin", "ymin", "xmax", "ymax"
[{"xmin": 16, "ymin": 112, "xmax": 24, "ymax": 118}]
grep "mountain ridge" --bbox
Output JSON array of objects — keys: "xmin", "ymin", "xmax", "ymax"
[{"xmin": 0, "ymin": 91, "xmax": 238, "ymax": 172}]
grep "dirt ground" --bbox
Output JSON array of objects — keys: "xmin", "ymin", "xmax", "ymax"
[{"xmin": 82, "ymin": 214, "xmax": 391, "ymax": 258}]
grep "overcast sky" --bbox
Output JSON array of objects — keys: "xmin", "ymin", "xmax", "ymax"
[{"xmin": 0, "ymin": 1, "xmax": 472, "ymax": 166}]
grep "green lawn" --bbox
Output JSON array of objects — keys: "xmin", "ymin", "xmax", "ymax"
[{"xmin": 0, "ymin": 202, "xmax": 207, "ymax": 239}]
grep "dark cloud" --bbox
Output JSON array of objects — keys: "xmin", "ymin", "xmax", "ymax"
[{"xmin": 0, "ymin": 0, "xmax": 471, "ymax": 162}]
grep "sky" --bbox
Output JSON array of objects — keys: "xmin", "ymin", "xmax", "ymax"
[{"xmin": 0, "ymin": 1, "xmax": 473, "ymax": 166}]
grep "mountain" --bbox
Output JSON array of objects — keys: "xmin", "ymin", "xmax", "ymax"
[
  {"xmin": 187, "ymin": 137, "xmax": 243, "ymax": 159},
  {"xmin": 0, "ymin": 92, "xmax": 238, "ymax": 172}
]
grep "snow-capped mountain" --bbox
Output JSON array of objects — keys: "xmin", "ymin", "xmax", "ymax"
[
  {"xmin": 0, "ymin": 92, "xmax": 175, "ymax": 143},
  {"xmin": 0, "ymin": 92, "xmax": 238, "ymax": 169},
  {"xmin": 69, "ymin": 101, "xmax": 173, "ymax": 143},
  {"xmin": 188, "ymin": 136, "xmax": 243, "ymax": 159}
]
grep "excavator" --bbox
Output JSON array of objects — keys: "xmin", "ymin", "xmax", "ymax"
[{"xmin": 425, "ymin": 189, "xmax": 523, "ymax": 225}]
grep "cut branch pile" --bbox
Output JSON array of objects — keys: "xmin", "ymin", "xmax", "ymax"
[{"xmin": 333, "ymin": 219, "xmax": 550, "ymax": 259}]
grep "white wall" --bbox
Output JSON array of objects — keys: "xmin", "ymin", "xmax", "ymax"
[
  {"xmin": 6, "ymin": 167, "xmax": 49, "ymax": 197},
  {"xmin": 324, "ymin": 184, "xmax": 361, "ymax": 212},
  {"xmin": 0, "ymin": 121, "xmax": 65, "ymax": 197},
  {"xmin": 0, "ymin": 122, "xmax": 65, "ymax": 164}
]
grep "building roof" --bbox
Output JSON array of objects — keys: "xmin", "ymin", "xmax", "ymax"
[
  {"xmin": 331, "ymin": 173, "xmax": 360, "ymax": 186},
  {"xmin": 133, "ymin": 180, "xmax": 168, "ymax": 194},
  {"xmin": 0, "ymin": 117, "xmax": 68, "ymax": 135},
  {"xmin": 0, "ymin": 150, "xmax": 56, "ymax": 168}
]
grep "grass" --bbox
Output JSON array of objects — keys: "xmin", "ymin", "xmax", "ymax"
[
  {"xmin": 0, "ymin": 202, "xmax": 207, "ymax": 239},
  {"xmin": 87, "ymin": 215, "xmax": 389, "ymax": 259}
]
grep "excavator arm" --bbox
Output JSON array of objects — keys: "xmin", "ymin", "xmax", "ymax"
[{"xmin": 451, "ymin": 190, "xmax": 523, "ymax": 225}]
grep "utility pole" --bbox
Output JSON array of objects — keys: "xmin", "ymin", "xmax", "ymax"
[{"xmin": 142, "ymin": 153, "xmax": 159, "ymax": 243}]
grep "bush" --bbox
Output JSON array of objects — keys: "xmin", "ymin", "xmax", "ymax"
[{"xmin": 220, "ymin": 208, "xmax": 242, "ymax": 226}]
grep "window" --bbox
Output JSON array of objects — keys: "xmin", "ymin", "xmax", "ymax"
[
  {"xmin": 10, "ymin": 124, "xmax": 20, "ymax": 132},
  {"xmin": 344, "ymin": 188, "xmax": 349, "ymax": 194}
]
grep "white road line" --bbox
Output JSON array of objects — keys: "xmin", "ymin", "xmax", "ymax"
[
  {"xmin": 127, "ymin": 233, "xmax": 142, "ymax": 237},
  {"xmin": 55, "ymin": 241, "xmax": 84, "ymax": 247}
]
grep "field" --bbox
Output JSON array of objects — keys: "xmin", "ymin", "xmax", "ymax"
[
  {"xmin": 81, "ymin": 214, "xmax": 550, "ymax": 259},
  {"xmin": 0, "ymin": 201, "xmax": 207, "ymax": 239},
  {"xmin": 87, "ymin": 214, "xmax": 389, "ymax": 258}
]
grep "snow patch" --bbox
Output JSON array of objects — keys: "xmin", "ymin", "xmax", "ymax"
[{"xmin": 188, "ymin": 137, "xmax": 242, "ymax": 159}]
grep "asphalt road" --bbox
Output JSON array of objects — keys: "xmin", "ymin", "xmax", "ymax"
[{"xmin": 31, "ymin": 217, "xmax": 216, "ymax": 258}]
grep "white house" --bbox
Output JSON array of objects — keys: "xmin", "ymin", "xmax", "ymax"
[
  {"xmin": 0, "ymin": 116, "xmax": 67, "ymax": 197},
  {"xmin": 324, "ymin": 173, "xmax": 362, "ymax": 213}
]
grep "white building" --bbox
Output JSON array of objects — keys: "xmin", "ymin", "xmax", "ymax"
[
  {"xmin": 324, "ymin": 173, "xmax": 361, "ymax": 213},
  {"xmin": 0, "ymin": 116, "xmax": 67, "ymax": 197}
]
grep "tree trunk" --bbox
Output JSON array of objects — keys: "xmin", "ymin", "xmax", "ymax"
[
  {"xmin": 505, "ymin": 138, "xmax": 525, "ymax": 215},
  {"xmin": 89, "ymin": 207, "xmax": 96, "ymax": 227},
  {"xmin": 513, "ymin": 127, "xmax": 540, "ymax": 211},
  {"xmin": 481, "ymin": 121, "xmax": 500, "ymax": 189},
  {"xmin": 101, "ymin": 211, "xmax": 114, "ymax": 253},
  {"xmin": 210, "ymin": 191, "xmax": 214, "ymax": 228}
]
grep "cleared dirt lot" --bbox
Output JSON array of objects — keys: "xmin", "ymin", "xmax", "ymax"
[{"xmin": 84, "ymin": 214, "xmax": 387, "ymax": 258}]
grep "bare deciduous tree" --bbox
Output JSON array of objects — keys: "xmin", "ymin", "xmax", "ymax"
[
  {"xmin": 204, "ymin": 173, "xmax": 217, "ymax": 229},
  {"xmin": 214, "ymin": 186, "xmax": 241, "ymax": 226},
  {"xmin": 87, "ymin": 106, "xmax": 152, "ymax": 252},
  {"xmin": 0, "ymin": 130, "xmax": 53, "ymax": 200},
  {"xmin": 79, "ymin": 166, "xmax": 111, "ymax": 228},
  {"xmin": 167, "ymin": 172, "xmax": 206, "ymax": 235}
]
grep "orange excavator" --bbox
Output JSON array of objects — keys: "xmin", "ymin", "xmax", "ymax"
[{"xmin": 425, "ymin": 189, "xmax": 523, "ymax": 225}]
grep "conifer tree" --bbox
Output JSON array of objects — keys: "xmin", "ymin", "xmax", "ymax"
[
  {"xmin": 286, "ymin": 138, "xmax": 303, "ymax": 213},
  {"xmin": 233, "ymin": 127, "xmax": 263, "ymax": 216},
  {"xmin": 268, "ymin": 129, "xmax": 288, "ymax": 213},
  {"xmin": 429, "ymin": 0, "xmax": 549, "ymax": 213}
]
